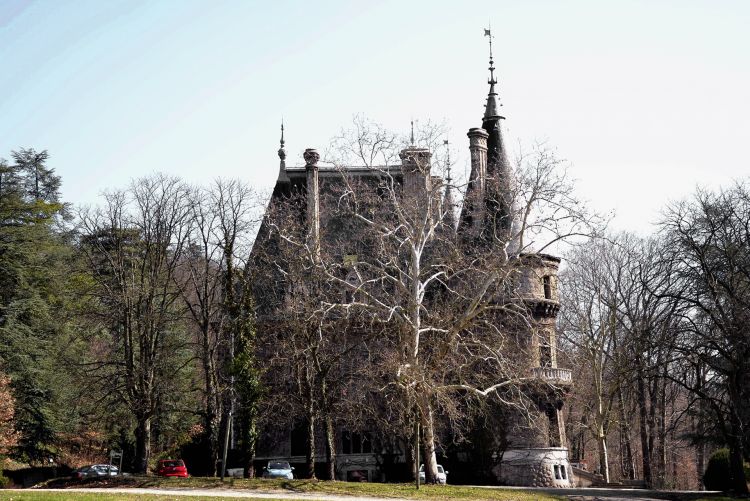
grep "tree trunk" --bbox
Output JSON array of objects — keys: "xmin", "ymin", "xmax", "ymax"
[
  {"xmin": 134, "ymin": 417, "xmax": 152, "ymax": 474},
  {"xmin": 727, "ymin": 391, "xmax": 749, "ymax": 495},
  {"xmin": 244, "ymin": 417, "xmax": 257, "ymax": 478},
  {"xmin": 618, "ymin": 387, "xmax": 636, "ymax": 479},
  {"xmin": 203, "ymin": 335, "xmax": 220, "ymax": 476},
  {"xmin": 420, "ymin": 400, "xmax": 439, "ymax": 484},
  {"xmin": 635, "ymin": 356, "xmax": 652, "ymax": 487},
  {"xmin": 325, "ymin": 415, "xmax": 336, "ymax": 480},
  {"xmin": 656, "ymin": 372, "xmax": 667, "ymax": 488},
  {"xmin": 306, "ymin": 402, "xmax": 317, "ymax": 479},
  {"xmin": 729, "ymin": 443, "xmax": 749, "ymax": 495},
  {"xmin": 597, "ymin": 429, "xmax": 610, "ymax": 483}
]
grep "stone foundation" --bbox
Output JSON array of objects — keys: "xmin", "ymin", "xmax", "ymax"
[{"xmin": 493, "ymin": 447, "xmax": 573, "ymax": 487}]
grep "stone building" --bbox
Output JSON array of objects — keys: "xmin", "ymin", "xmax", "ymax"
[{"xmin": 250, "ymin": 42, "xmax": 573, "ymax": 487}]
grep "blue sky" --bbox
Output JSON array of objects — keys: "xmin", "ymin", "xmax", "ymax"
[{"xmin": 1, "ymin": 0, "xmax": 748, "ymax": 231}]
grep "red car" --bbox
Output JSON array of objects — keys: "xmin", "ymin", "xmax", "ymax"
[{"xmin": 156, "ymin": 459, "xmax": 189, "ymax": 477}]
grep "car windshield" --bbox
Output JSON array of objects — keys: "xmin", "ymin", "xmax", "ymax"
[
  {"xmin": 269, "ymin": 462, "xmax": 290, "ymax": 470},
  {"xmin": 437, "ymin": 466, "xmax": 444, "ymax": 473},
  {"xmin": 161, "ymin": 460, "xmax": 184, "ymax": 468}
]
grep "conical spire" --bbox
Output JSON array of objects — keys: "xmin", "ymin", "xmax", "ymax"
[
  {"xmin": 277, "ymin": 120, "xmax": 290, "ymax": 183},
  {"xmin": 483, "ymin": 28, "xmax": 504, "ymax": 121},
  {"xmin": 442, "ymin": 139, "xmax": 457, "ymax": 233}
]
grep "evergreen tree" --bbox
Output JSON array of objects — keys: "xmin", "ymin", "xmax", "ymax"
[{"xmin": 0, "ymin": 149, "xmax": 71, "ymax": 461}]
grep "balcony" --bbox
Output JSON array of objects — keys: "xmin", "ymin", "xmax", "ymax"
[{"xmin": 529, "ymin": 367, "xmax": 573, "ymax": 383}]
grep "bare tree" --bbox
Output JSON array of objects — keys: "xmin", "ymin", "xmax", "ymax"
[
  {"xmin": 660, "ymin": 183, "xmax": 750, "ymax": 494},
  {"xmin": 258, "ymin": 116, "xmax": 604, "ymax": 483},
  {"xmin": 560, "ymin": 237, "xmax": 624, "ymax": 483},
  {"xmin": 177, "ymin": 179, "xmax": 260, "ymax": 475},
  {"xmin": 78, "ymin": 174, "xmax": 193, "ymax": 473}
]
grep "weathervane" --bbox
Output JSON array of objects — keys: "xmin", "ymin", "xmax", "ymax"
[
  {"xmin": 484, "ymin": 26, "xmax": 496, "ymax": 85},
  {"xmin": 410, "ymin": 119, "xmax": 415, "ymax": 146}
]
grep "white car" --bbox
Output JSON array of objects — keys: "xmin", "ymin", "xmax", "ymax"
[
  {"xmin": 262, "ymin": 461, "xmax": 294, "ymax": 480},
  {"xmin": 418, "ymin": 464, "xmax": 448, "ymax": 484}
]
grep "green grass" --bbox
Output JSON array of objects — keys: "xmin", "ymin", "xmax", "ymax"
[
  {"xmin": 27, "ymin": 476, "xmax": 564, "ymax": 501},
  {"xmin": 0, "ymin": 494, "xmax": 296, "ymax": 501}
]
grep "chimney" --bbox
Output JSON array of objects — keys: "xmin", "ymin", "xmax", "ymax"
[
  {"xmin": 467, "ymin": 128, "xmax": 488, "ymax": 197},
  {"xmin": 399, "ymin": 146, "xmax": 432, "ymax": 195},
  {"xmin": 303, "ymin": 148, "xmax": 321, "ymax": 257}
]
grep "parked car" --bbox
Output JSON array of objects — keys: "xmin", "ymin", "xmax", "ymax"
[
  {"xmin": 418, "ymin": 464, "xmax": 448, "ymax": 485},
  {"xmin": 72, "ymin": 464, "xmax": 119, "ymax": 479},
  {"xmin": 156, "ymin": 459, "xmax": 189, "ymax": 478},
  {"xmin": 262, "ymin": 461, "xmax": 294, "ymax": 479}
]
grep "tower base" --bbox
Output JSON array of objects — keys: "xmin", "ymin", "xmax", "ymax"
[{"xmin": 493, "ymin": 447, "xmax": 573, "ymax": 487}]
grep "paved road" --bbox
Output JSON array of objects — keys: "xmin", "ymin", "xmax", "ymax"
[
  {"xmin": 484, "ymin": 486, "xmax": 721, "ymax": 501},
  {"xmin": 10, "ymin": 487, "xmax": 722, "ymax": 501}
]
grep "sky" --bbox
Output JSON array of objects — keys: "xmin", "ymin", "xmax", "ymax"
[{"xmin": 1, "ymin": 0, "xmax": 748, "ymax": 233}]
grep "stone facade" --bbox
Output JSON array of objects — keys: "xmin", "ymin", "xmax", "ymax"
[
  {"xmin": 251, "ymin": 44, "xmax": 573, "ymax": 487},
  {"xmin": 494, "ymin": 448, "xmax": 573, "ymax": 487}
]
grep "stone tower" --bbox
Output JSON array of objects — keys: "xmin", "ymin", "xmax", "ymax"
[{"xmin": 458, "ymin": 31, "xmax": 573, "ymax": 487}]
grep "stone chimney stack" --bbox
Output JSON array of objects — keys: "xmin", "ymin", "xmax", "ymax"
[
  {"xmin": 467, "ymin": 127, "xmax": 488, "ymax": 198},
  {"xmin": 399, "ymin": 146, "xmax": 432, "ymax": 195},
  {"xmin": 303, "ymin": 148, "xmax": 321, "ymax": 257}
]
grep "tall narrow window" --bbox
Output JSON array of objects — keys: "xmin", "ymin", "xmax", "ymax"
[
  {"xmin": 543, "ymin": 275, "xmax": 552, "ymax": 299},
  {"xmin": 342, "ymin": 431, "xmax": 352, "ymax": 454},
  {"xmin": 351, "ymin": 432, "xmax": 362, "ymax": 454},
  {"xmin": 540, "ymin": 343, "xmax": 552, "ymax": 367},
  {"xmin": 344, "ymin": 270, "xmax": 359, "ymax": 304}
]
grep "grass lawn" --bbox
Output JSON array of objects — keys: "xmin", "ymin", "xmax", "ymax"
[
  {"xmin": 21, "ymin": 476, "xmax": 565, "ymax": 501},
  {"xmin": 0, "ymin": 494, "xmax": 283, "ymax": 501}
]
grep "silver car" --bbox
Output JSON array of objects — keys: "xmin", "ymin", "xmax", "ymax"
[
  {"xmin": 262, "ymin": 461, "xmax": 294, "ymax": 480},
  {"xmin": 419, "ymin": 464, "xmax": 448, "ymax": 484},
  {"xmin": 72, "ymin": 464, "xmax": 119, "ymax": 479}
]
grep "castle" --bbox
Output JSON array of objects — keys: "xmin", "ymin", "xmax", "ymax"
[{"xmin": 250, "ymin": 37, "xmax": 573, "ymax": 487}]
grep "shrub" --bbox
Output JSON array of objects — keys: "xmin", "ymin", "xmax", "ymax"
[
  {"xmin": 703, "ymin": 448, "xmax": 750, "ymax": 491},
  {"xmin": 0, "ymin": 470, "xmax": 9, "ymax": 488}
]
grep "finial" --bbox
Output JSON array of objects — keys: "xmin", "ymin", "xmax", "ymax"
[
  {"xmin": 410, "ymin": 119, "xmax": 415, "ymax": 146},
  {"xmin": 484, "ymin": 27, "xmax": 496, "ymax": 88},
  {"xmin": 444, "ymin": 139, "xmax": 451, "ymax": 183},
  {"xmin": 278, "ymin": 119, "xmax": 286, "ymax": 161}
]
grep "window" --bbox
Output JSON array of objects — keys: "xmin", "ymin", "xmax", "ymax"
[
  {"xmin": 540, "ymin": 343, "xmax": 552, "ymax": 367},
  {"xmin": 344, "ymin": 270, "xmax": 359, "ymax": 304},
  {"xmin": 341, "ymin": 430, "xmax": 372, "ymax": 454},
  {"xmin": 543, "ymin": 275, "xmax": 552, "ymax": 300},
  {"xmin": 553, "ymin": 465, "xmax": 561, "ymax": 479},
  {"xmin": 560, "ymin": 465, "xmax": 567, "ymax": 479},
  {"xmin": 290, "ymin": 422, "xmax": 308, "ymax": 457}
]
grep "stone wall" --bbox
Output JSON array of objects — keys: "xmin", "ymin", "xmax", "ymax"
[{"xmin": 493, "ymin": 447, "xmax": 573, "ymax": 487}]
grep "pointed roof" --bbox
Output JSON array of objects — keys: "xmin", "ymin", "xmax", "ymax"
[{"xmin": 277, "ymin": 120, "xmax": 290, "ymax": 183}]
